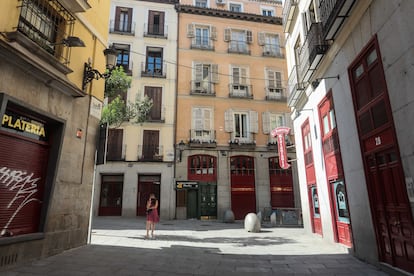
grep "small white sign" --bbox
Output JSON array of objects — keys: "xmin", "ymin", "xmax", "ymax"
[
  {"xmin": 406, "ymin": 177, "xmax": 414, "ymax": 202},
  {"xmin": 90, "ymin": 97, "xmax": 103, "ymax": 119}
]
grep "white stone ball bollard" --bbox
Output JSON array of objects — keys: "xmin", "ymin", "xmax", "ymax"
[
  {"xmin": 244, "ymin": 213, "xmax": 261, "ymax": 232},
  {"xmin": 270, "ymin": 212, "xmax": 277, "ymax": 226}
]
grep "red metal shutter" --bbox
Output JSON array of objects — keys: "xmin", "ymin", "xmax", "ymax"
[{"xmin": 0, "ymin": 132, "xmax": 49, "ymax": 237}]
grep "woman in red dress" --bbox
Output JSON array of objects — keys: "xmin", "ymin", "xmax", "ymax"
[{"xmin": 146, "ymin": 193, "xmax": 159, "ymax": 239}]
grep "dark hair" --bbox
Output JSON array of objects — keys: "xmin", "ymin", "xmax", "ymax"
[{"xmin": 151, "ymin": 198, "xmax": 156, "ymax": 204}]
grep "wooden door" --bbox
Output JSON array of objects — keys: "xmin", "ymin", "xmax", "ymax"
[
  {"xmin": 99, "ymin": 175, "xmax": 123, "ymax": 216},
  {"xmin": 142, "ymin": 130, "xmax": 159, "ymax": 161},
  {"xmin": 349, "ymin": 36, "xmax": 414, "ymax": 272},
  {"xmin": 200, "ymin": 183, "xmax": 217, "ymax": 218},
  {"xmin": 144, "ymin": 86, "xmax": 162, "ymax": 121},
  {"xmin": 137, "ymin": 175, "xmax": 160, "ymax": 216},
  {"xmin": 269, "ymin": 157, "xmax": 294, "ymax": 208}
]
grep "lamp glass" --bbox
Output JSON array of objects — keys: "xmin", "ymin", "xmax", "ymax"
[{"xmin": 104, "ymin": 48, "xmax": 118, "ymax": 70}]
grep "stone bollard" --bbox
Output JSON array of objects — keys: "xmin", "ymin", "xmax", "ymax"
[
  {"xmin": 244, "ymin": 213, "xmax": 261, "ymax": 232},
  {"xmin": 223, "ymin": 209, "xmax": 235, "ymax": 223},
  {"xmin": 270, "ymin": 212, "xmax": 277, "ymax": 226}
]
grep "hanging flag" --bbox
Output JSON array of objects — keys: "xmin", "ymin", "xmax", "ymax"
[{"xmin": 271, "ymin": 126, "xmax": 291, "ymax": 169}]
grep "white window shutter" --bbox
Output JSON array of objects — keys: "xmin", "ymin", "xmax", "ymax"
[
  {"xmin": 204, "ymin": 109, "xmax": 211, "ymax": 130},
  {"xmin": 211, "ymin": 26, "xmax": 217, "ymax": 40},
  {"xmin": 258, "ymin": 32, "xmax": 265, "ymax": 46},
  {"xmin": 267, "ymin": 70, "xmax": 275, "ymax": 87},
  {"xmin": 211, "ymin": 64, "xmax": 219, "ymax": 83},
  {"xmin": 224, "ymin": 109, "xmax": 234, "ymax": 132},
  {"xmin": 240, "ymin": 68, "xmax": 247, "ymax": 85},
  {"xmin": 275, "ymin": 71, "xmax": 282, "ymax": 88},
  {"xmin": 224, "ymin": 28, "xmax": 231, "ymax": 42},
  {"xmin": 187, "ymin": 24, "xmax": 194, "ymax": 37},
  {"xmin": 195, "ymin": 63, "xmax": 203, "ymax": 81},
  {"xmin": 262, "ymin": 112, "xmax": 270, "ymax": 134},
  {"xmin": 246, "ymin": 30, "xmax": 253, "ymax": 44},
  {"xmin": 232, "ymin": 67, "xmax": 240, "ymax": 84},
  {"xmin": 193, "ymin": 108, "xmax": 203, "ymax": 130},
  {"xmin": 249, "ymin": 111, "xmax": 258, "ymax": 134}
]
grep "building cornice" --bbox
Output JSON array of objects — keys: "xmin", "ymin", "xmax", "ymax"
[{"xmin": 175, "ymin": 4, "xmax": 282, "ymax": 25}]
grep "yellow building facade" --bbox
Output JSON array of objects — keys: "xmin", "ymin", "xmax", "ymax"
[
  {"xmin": 175, "ymin": 0, "xmax": 299, "ymax": 220},
  {"xmin": 0, "ymin": 0, "xmax": 110, "ymax": 269}
]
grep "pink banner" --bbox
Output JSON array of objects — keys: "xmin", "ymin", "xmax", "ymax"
[{"xmin": 271, "ymin": 127, "xmax": 291, "ymax": 169}]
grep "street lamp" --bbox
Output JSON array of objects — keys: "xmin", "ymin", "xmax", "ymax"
[
  {"xmin": 178, "ymin": 140, "xmax": 186, "ymax": 162},
  {"xmin": 82, "ymin": 47, "xmax": 118, "ymax": 90}
]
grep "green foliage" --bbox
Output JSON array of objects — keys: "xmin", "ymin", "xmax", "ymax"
[
  {"xmin": 104, "ymin": 66, "xmax": 132, "ymax": 98},
  {"xmin": 128, "ymin": 95, "xmax": 153, "ymax": 124},
  {"xmin": 100, "ymin": 96, "xmax": 127, "ymax": 127}
]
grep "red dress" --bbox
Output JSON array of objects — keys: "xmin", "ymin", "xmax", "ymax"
[{"xmin": 146, "ymin": 199, "xmax": 160, "ymax": 223}]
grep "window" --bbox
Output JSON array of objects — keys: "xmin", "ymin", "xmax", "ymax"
[
  {"xmin": 147, "ymin": 11, "xmax": 165, "ymax": 36},
  {"xmin": 259, "ymin": 33, "xmax": 281, "ymax": 57},
  {"xmin": 141, "ymin": 130, "xmax": 160, "ymax": 161},
  {"xmin": 225, "ymin": 29, "xmax": 252, "ymax": 54},
  {"xmin": 195, "ymin": 0, "xmax": 208, "ymax": 8},
  {"xmin": 144, "ymin": 86, "xmax": 162, "ymax": 121},
  {"xmin": 225, "ymin": 109, "xmax": 258, "ymax": 142},
  {"xmin": 262, "ymin": 8, "xmax": 274, "ymax": 16},
  {"xmin": 115, "ymin": 7, "xmax": 132, "ymax": 33},
  {"xmin": 187, "ymin": 24, "xmax": 216, "ymax": 49},
  {"xmin": 263, "ymin": 112, "xmax": 285, "ymax": 143},
  {"xmin": 146, "ymin": 47, "xmax": 163, "ymax": 75},
  {"xmin": 107, "ymin": 129, "xmax": 124, "ymax": 161},
  {"xmin": 196, "ymin": 26, "xmax": 209, "ymax": 47},
  {"xmin": 266, "ymin": 70, "xmax": 283, "ymax": 97},
  {"xmin": 113, "ymin": 43, "xmax": 131, "ymax": 74},
  {"xmin": 302, "ymin": 121, "xmax": 313, "ymax": 166},
  {"xmin": 18, "ymin": 0, "xmax": 75, "ymax": 62},
  {"xmin": 192, "ymin": 107, "xmax": 214, "ymax": 142},
  {"xmin": 189, "ymin": 155, "xmax": 216, "ymax": 176},
  {"xmin": 229, "ymin": 3, "xmax": 242, "ymax": 12},
  {"xmin": 230, "ymin": 66, "xmax": 250, "ymax": 97},
  {"xmin": 193, "ymin": 63, "xmax": 218, "ymax": 94}
]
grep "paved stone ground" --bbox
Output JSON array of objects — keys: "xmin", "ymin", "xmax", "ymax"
[{"xmin": 2, "ymin": 217, "xmax": 389, "ymax": 275}]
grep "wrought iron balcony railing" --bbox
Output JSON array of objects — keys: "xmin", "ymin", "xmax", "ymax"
[
  {"xmin": 319, "ymin": 0, "xmax": 356, "ymax": 40},
  {"xmin": 228, "ymin": 42, "xmax": 250, "ymax": 55},
  {"xmin": 138, "ymin": 145, "xmax": 164, "ymax": 162},
  {"xmin": 189, "ymin": 129, "xmax": 216, "ymax": 147},
  {"xmin": 229, "ymin": 84, "xmax": 253, "ymax": 98},
  {"xmin": 190, "ymin": 80, "xmax": 216, "ymax": 96},
  {"xmin": 144, "ymin": 23, "xmax": 168, "ymax": 38},
  {"xmin": 265, "ymin": 87, "xmax": 287, "ymax": 101},
  {"xmin": 282, "ymin": 0, "xmax": 299, "ymax": 33},
  {"xmin": 287, "ymin": 65, "xmax": 305, "ymax": 107},
  {"xmin": 141, "ymin": 62, "xmax": 167, "ymax": 78},
  {"xmin": 109, "ymin": 20, "xmax": 136, "ymax": 35}
]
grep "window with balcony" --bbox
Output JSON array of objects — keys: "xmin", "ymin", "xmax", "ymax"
[
  {"xmin": 17, "ymin": 0, "xmax": 75, "ymax": 64},
  {"xmin": 192, "ymin": 63, "xmax": 218, "ymax": 94},
  {"xmin": 113, "ymin": 43, "xmax": 131, "ymax": 75},
  {"xmin": 192, "ymin": 107, "xmax": 214, "ymax": 142},
  {"xmin": 187, "ymin": 24, "xmax": 216, "ymax": 50},
  {"xmin": 230, "ymin": 66, "xmax": 251, "ymax": 98},
  {"xmin": 225, "ymin": 109, "xmax": 258, "ymax": 144},
  {"xmin": 144, "ymin": 47, "xmax": 164, "ymax": 77},
  {"xmin": 147, "ymin": 10, "xmax": 165, "ymax": 36},
  {"xmin": 114, "ymin": 7, "xmax": 133, "ymax": 33},
  {"xmin": 107, "ymin": 128, "xmax": 124, "ymax": 161},
  {"xmin": 224, "ymin": 28, "xmax": 252, "ymax": 54},
  {"xmin": 258, "ymin": 32, "xmax": 282, "ymax": 57},
  {"xmin": 144, "ymin": 86, "xmax": 163, "ymax": 121},
  {"xmin": 141, "ymin": 130, "xmax": 161, "ymax": 161},
  {"xmin": 266, "ymin": 69, "xmax": 283, "ymax": 99},
  {"xmin": 263, "ymin": 112, "xmax": 285, "ymax": 144}
]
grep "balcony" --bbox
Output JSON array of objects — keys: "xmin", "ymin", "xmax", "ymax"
[
  {"xmin": 146, "ymin": 106, "xmax": 166, "ymax": 123},
  {"xmin": 189, "ymin": 130, "xmax": 217, "ymax": 148},
  {"xmin": 141, "ymin": 62, "xmax": 166, "ymax": 78},
  {"xmin": 297, "ymin": 23, "xmax": 329, "ymax": 84},
  {"xmin": 229, "ymin": 84, "xmax": 253, "ymax": 99},
  {"xmin": 228, "ymin": 42, "xmax": 250, "ymax": 55},
  {"xmin": 144, "ymin": 23, "xmax": 168, "ymax": 39},
  {"xmin": 191, "ymin": 42, "xmax": 214, "ymax": 51},
  {"xmin": 59, "ymin": 0, "xmax": 91, "ymax": 13},
  {"xmin": 229, "ymin": 139, "xmax": 256, "ymax": 149},
  {"xmin": 265, "ymin": 87, "xmax": 287, "ymax": 102},
  {"xmin": 138, "ymin": 145, "xmax": 164, "ymax": 162},
  {"xmin": 262, "ymin": 47, "xmax": 284, "ymax": 58},
  {"xmin": 190, "ymin": 81, "xmax": 215, "ymax": 96},
  {"xmin": 320, "ymin": 0, "xmax": 356, "ymax": 40},
  {"xmin": 287, "ymin": 65, "xmax": 305, "ymax": 107},
  {"xmin": 282, "ymin": 0, "xmax": 299, "ymax": 33},
  {"xmin": 109, "ymin": 20, "xmax": 136, "ymax": 36}
]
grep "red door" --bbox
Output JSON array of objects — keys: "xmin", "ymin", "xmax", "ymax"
[
  {"xmin": 269, "ymin": 157, "xmax": 294, "ymax": 208},
  {"xmin": 349, "ymin": 36, "xmax": 414, "ymax": 272},
  {"xmin": 137, "ymin": 175, "xmax": 160, "ymax": 216},
  {"xmin": 99, "ymin": 175, "xmax": 123, "ymax": 216},
  {"xmin": 302, "ymin": 120, "xmax": 322, "ymax": 235},
  {"xmin": 318, "ymin": 93, "xmax": 352, "ymax": 247},
  {"xmin": 230, "ymin": 156, "xmax": 256, "ymax": 220}
]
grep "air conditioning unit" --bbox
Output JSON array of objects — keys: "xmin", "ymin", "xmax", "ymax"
[{"xmin": 216, "ymin": 0, "xmax": 226, "ymax": 5}]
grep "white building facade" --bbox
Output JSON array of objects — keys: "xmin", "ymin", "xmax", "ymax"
[
  {"xmin": 93, "ymin": 0, "xmax": 178, "ymax": 220},
  {"xmin": 284, "ymin": 0, "xmax": 414, "ymax": 274}
]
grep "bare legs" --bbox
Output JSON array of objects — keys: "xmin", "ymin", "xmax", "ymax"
[{"xmin": 146, "ymin": 221, "xmax": 155, "ymax": 239}]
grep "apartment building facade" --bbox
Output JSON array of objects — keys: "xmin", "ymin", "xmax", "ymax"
[
  {"xmin": 175, "ymin": 0, "xmax": 299, "ymax": 221},
  {"xmin": 93, "ymin": 0, "xmax": 178, "ymax": 220},
  {"xmin": 284, "ymin": 0, "xmax": 414, "ymax": 273},
  {"xmin": 0, "ymin": 0, "xmax": 111, "ymax": 269}
]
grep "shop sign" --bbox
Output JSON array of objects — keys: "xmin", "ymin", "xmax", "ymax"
[
  {"xmin": 271, "ymin": 126, "xmax": 291, "ymax": 169},
  {"xmin": 176, "ymin": 181, "xmax": 198, "ymax": 189},
  {"xmin": 1, "ymin": 109, "xmax": 47, "ymax": 141}
]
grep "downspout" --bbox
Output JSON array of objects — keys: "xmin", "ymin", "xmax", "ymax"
[{"xmin": 173, "ymin": 3, "xmax": 181, "ymax": 219}]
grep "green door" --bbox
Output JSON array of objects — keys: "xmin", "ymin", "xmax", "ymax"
[
  {"xmin": 200, "ymin": 183, "xmax": 217, "ymax": 218},
  {"xmin": 187, "ymin": 189, "xmax": 198, "ymax": 219}
]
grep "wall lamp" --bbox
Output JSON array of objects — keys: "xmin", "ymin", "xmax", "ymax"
[
  {"xmin": 82, "ymin": 47, "xmax": 118, "ymax": 90},
  {"xmin": 53, "ymin": 36, "xmax": 85, "ymax": 47},
  {"xmin": 177, "ymin": 140, "xmax": 186, "ymax": 162},
  {"xmin": 311, "ymin": 75, "xmax": 339, "ymax": 89}
]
